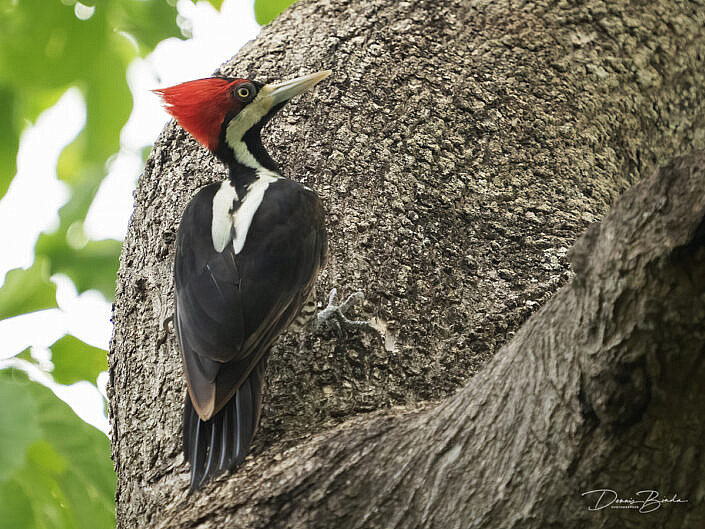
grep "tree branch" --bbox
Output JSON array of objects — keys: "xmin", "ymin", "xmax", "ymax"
[{"xmin": 155, "ymin": 153, "xmax": 705, "ymax": 528}]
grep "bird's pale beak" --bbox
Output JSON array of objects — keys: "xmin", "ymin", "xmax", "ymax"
[{"xmin": 266, "ymin": 70, "xmax": 332, "ymax": 106}]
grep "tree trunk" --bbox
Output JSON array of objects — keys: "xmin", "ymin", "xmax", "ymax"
[{"xmin": 108, "ymin": 0, "xmax": 705, "ymax": 527}]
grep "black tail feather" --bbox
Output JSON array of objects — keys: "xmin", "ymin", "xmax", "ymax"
[
  {"xmin": 189, "ymin": 412, "xmax": 207, "ymax": 490},
  {"xmin": 234, "ymin": 377, "xmax": 254, "ymax": 463},
  {"xmin": 183, "ymin": 395, "xmax": 195, "ymax": 461},
  {"xmin": 200, "ymin": 412, "xmax": 220, "ymax": 484},
  {"xmin": 183, "ymin": 359, "xmax": 267, "ymax": 491},
  {"xmin": 216, "ymin": 402, "xmax": 231, "ymax": 472}
]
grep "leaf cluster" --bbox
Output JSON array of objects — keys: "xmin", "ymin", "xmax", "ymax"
[
  {"xmin": 0, "ymin": 1, "xmax": 296, "ymax": 526},
  {"xmin": 0, "ymin": 1, "xmax": 191, "ymax": 526}
]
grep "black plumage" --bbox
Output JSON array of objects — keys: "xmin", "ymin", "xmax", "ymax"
[
  {"xmin": 174, "ymin": 178, "xmax": 327, "ymax": 489},
  {"xmin": 156, "ymin": 71, "xmax": 332, "ymax": 490}
]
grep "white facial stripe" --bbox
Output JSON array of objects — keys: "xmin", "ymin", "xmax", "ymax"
[
  {"xmin": 232, "ymin": 172, "xmax": 278, "ymax": 254},
  {"xmin": 217, "ymin": 85, "xmax": 282, "ymax": 255},
  {"xmin": 211, "ymin": 181, "xmax": 238, "ymax": 252},
  {"xmin": 225, "ymin": 86, "xmax": 275, "ymax": 170}
]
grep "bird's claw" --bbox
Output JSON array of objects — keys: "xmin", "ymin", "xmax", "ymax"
[
  {"xmin": 157, "ymin": 312, "xmax": 174, "ymax": 348},
  {"xmin": 316, "ymin": 288, "xmax": 375, "ymax": 336},
  {"xmin": 162, "ymin": 313, "xmax": 174, "ymax": 332}
]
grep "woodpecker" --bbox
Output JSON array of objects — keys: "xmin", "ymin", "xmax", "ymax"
[{"xmin": 155, "ymin": 70, "xmax": 331, "ymax": 490}]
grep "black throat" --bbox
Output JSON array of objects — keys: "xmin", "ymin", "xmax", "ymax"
[{"xmin": 213, "ymin": 105, "xmax": 285, "ymax": 193}]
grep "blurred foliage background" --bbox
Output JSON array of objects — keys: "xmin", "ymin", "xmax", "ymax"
[{"xmin": 0, "ymin": 0, "xmax": 295, "ymax": 527}]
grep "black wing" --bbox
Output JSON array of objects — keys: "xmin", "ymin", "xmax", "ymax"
[{"xmin": 174, "ymin": 178, "xmax": 327, "ymax": 420}]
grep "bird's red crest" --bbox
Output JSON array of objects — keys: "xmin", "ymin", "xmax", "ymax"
[{"xmin": 154, "ymin": 78, "xmax": 247, "ymax": 151}]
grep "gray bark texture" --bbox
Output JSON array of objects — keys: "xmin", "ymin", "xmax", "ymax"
[{"xmin": 108, "ymin": 0, "xmax": 705, "ymax": 527}]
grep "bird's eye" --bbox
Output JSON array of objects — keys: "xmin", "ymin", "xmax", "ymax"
[{"xmin": 235, "ymin": 84, "xmax": 255, "ymax": 102}]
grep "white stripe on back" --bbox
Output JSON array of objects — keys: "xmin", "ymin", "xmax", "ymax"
[
  {"xmin": 232, "ymin": 170, "xmax": 279, "ymax": 254},
  {"xmin": 211, "ymin": 181, "xmax": 238, "ymax": 252}
]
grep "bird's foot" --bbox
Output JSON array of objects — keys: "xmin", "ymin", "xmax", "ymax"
[
  {"xmin": 162, "ymin": 313, "xmax": 174, "ymax": 332},
  {"xmin": 156, "ymin": 312, "xmax": 174, "ymax": 348},
  {"xmin": 316, "ymin": 288, "xmax": 376, "ymax": 336}
]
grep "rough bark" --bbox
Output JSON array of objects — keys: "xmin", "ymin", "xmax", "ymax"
[
  {"xmin": 108, "ymin": 0, "xmax": 705, "ymax": 527},
  {"xmin": 152, "ymin": 152, "xmax": 705, "ymax": 528}
]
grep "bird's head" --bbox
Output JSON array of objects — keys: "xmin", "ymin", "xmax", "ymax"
[{"xmin": 154, "ymin": 70, "xmax": 331, "ymax": 169}]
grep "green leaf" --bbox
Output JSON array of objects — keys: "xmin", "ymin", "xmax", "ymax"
[
  {"xmin": 254, "ymin": 0, "xmax": 298, "ymax": 25},
  {"xmin": 50, "ymin": 335, "xmax": 108, "ymax": 386},
  {"xmin": 0, "ymin": 0, "xmax": 182, "ymax": 303},
  {"xmin": 36, "ymin": 234, "xmax": 121, "ymax": 299},
  {"xmin": 112, "ymin": 0, "xmax": 183, "ymax": 52},
  {"xmin": 0, "ymin": 476, "xmax": 34, "ymax": 528},
  {"xmin": 16, "ymin": 347, "xmax": 34, "ymax": 364},
  {"xmin": 80, "ymin": 34, "xmax": 135, "ymax": 166},
  {"xmin": 0, "ymin": 85, "xmax": 20, "ymax": 200},
  {"xmin": 0, "ymin": 372, "xmax": 115, "ymax": 529},
  {"xmin": 0, "ymin": 376, "xmax": 41, "ymax": 482},
  {"xmin": 0, "ymin": 259, "xmax": 57, "ymax": 321},
  {"xmin": 202, "ymin": 0, "xmax": 225, "ymax": 10}
]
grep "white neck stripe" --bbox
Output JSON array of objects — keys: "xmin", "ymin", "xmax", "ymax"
[
  {"xmin": 225, "ymin": 87, "xmax": 275, "ymax": 171},
  {"xmin": 212, "ymin": 86, "xmax": 282, "ymax": 254}
]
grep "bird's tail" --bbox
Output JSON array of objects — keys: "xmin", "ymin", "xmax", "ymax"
[{"xmin": 184, "ymin": 359, "xmax": 267, "ymax": 491}]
